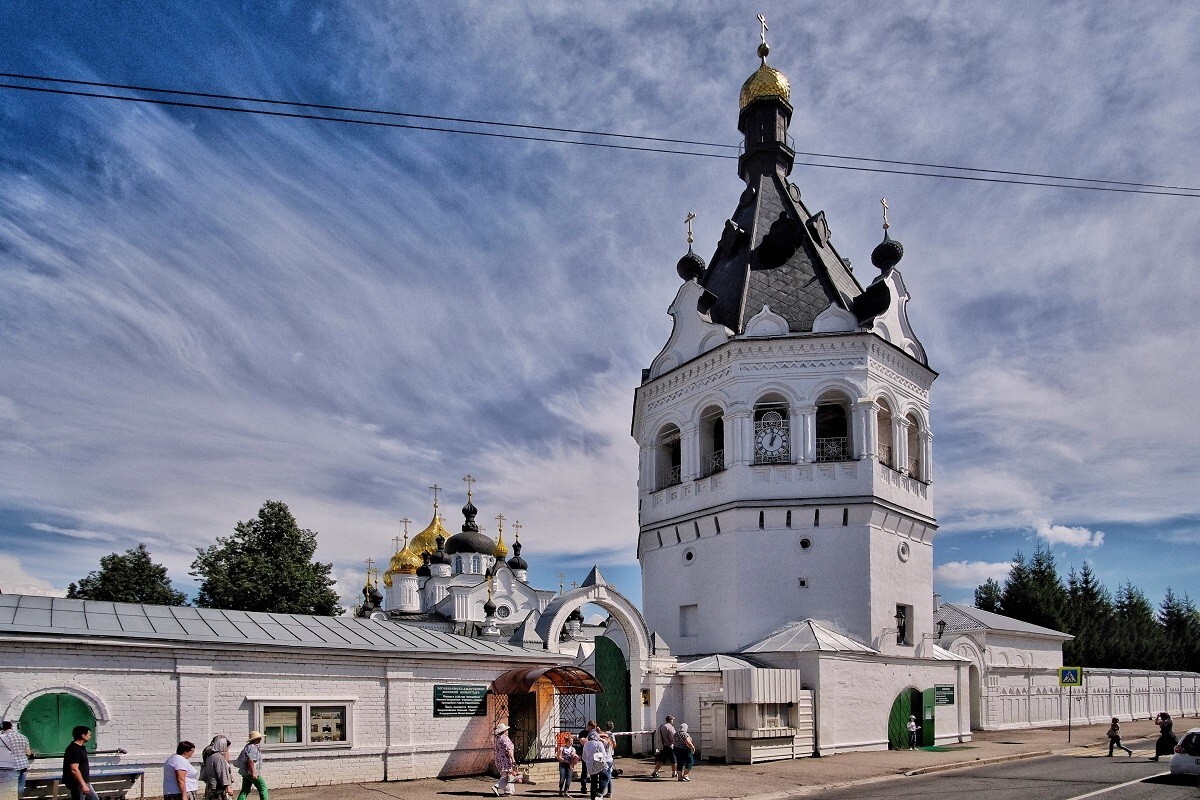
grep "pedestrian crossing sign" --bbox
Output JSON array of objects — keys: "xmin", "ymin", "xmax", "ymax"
[{"xmin": 1059, "ymin": 667, "xmax": 1083, "ymax": 686}]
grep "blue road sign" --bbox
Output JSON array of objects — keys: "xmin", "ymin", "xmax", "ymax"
[{"xmin": 1059, "ymin": 667, "xmax": 1083, "ymax": 686}]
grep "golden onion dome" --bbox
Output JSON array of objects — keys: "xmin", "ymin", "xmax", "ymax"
[
  {"xmin": 382, "ymin": 569, "xmax": 393, "ymax": 588},
  {"xmin": 396, "ymin": 537, "xmax": 421, "ymax": 575},
  {"xmin": 740, "ymin": 61, "xmax": 790, "ymax": 110},
  {"xmin": 410, "ymin": 506, "xmax": 453, "ymax": 556},
  {"xmin": 493, "ymin": 527, "xmax": 508, "ymax": 559}
]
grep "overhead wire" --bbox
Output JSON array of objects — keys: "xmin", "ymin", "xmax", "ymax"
[{"xmin": 1, "ymin": 72, "xmax": 1197, "ymax": 198}]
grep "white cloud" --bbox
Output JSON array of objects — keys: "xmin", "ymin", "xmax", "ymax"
[
  {"xmin": 28, "ymin": 522, "xmax": 116, "ymax": 542},
  {"xmin": 1035, "ymin": 521, "xmax": 1105, "ymax": 548},
  {"xmin": 934, "ymin": 560, "xmax": 1014, "ymax": 589},
  {"xmin": 0, "ymin": 555, "xmax": 65, "ymax": 596}
]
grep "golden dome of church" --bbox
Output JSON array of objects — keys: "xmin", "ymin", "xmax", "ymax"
[
  {"xmin": 410, "ymin": 505, "xmax": 452, "ymax": 556},
  {"xmin": 739, "ymin": 42, "xmax": 790, "ymax": 110}
]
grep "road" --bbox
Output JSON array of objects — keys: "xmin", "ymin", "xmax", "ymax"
[{"xmin": 804, "ymin": 753, "xmax": 1198, "ymax": 800}]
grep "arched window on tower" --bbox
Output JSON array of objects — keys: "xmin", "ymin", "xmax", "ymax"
[
  {"xmin": 455, "ymin": 556, "xmax": 463, "ymax": 574},
  {"xmin": 753, "ymin": 395, "xmax": 791, "ymax": 464},
  {"xmin": 471, "ymin": 555, "xmax": 481, "ymax": 574},
  {"xmin": 906, "ymin": 412, "xmax": 923, "ymax": 480},
  {"xmin": 814, "ymin": 392, "xmax": 852, "ymax": 462},
  {"xmin": 656, "ymin": 424, "xmax": 682, "ymax": 490},
  {"xmin": 699, "ymin": 405, "xmax": 725, "ymax": 477},
  {"xmin": 876, "ymin": 398, "xmax": 895, "ymax": 468}
]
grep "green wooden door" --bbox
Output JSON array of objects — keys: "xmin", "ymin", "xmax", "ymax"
[
  {"xmin": 20, "ymin": 693, "xmax": 97, "ymax": 757},
  {"xmin": 594, "ymin": 637, "xmax": 631, "ymax": 756},
  {"xmin": 886, "ymin": 688, "xmax": 922, "ymax": 750},
  {"xmin": 921, "ymin": 688, "xmax": 936, "ymax": 746}
]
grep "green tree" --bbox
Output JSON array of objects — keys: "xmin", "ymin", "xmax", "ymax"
[
  {"xmin": 1109, "ymin": 582, "xmax": 1164, "ymax": 670},
  {"xmin": 997, "ymin": 544, "xmax": 1068, "ymax": 632},
  {"xmin": 1062, "ymin": 563, "xmax": 1113, "ymax": 666},
  {"xmin": 66, "ymin": 543, "xmax": 188, "ymax": 606},
  {"xmin": 974, "ymin": 578, "xmax": 1003, "ymax": 613},
  {"xmin": 1159, "ymin": 589, "xmax": 1200, "ymax": 672},
  {"xmin": 192, "ymin": 500, "xmax": 342, "ymax": 615}
]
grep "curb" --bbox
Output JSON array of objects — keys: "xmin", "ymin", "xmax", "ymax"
[{"xmin": 904, "ymin": 748, "xmax": 1054, "ymax": 776}]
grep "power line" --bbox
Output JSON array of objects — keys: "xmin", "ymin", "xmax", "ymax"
[{"xmin": 2, "ymin": 73, "xmax": 1197, "ymax": 198}]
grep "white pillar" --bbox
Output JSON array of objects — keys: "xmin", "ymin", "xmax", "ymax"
[
  {"xmin": 921, "ymin": 430, "xmax": 934, "ymax": 482},
  {"xmin": 682, "ymin": 427, "xmax": 699, "ymax": 482},
  {"xmin": 852, "ymin": 399, "xmax": 875, "ymax": 460},
  {"xmin": 729, "ymin": 407, "xmax": 753, "ymax": 466},
  {"xmin": 798, "ymin": 405, "xmax": 816, "ymax": 462},
  {"xmin": 893, "ymin": 416, "xmax": 909, "ymax": 473}
]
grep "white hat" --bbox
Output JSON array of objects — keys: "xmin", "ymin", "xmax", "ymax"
[
  {"xmin": 495, "ymin": 723, "xmax": 510, "ymax": 735},
  {"xmin": 909, "ymin": 715, "xmax": 916, "ymax": 720}
]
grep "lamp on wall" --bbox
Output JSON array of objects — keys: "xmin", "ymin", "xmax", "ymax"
[
  {"xmin": 936, "ymin": 618, "xmax": 947, "ymax": 639},
  {"xmin": 894, "ymin": 607, "xmax": 907, "ymax": 645}
]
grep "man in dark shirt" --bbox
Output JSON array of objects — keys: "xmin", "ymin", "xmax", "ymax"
[{"xmin": 62, "ymin": 726, "xmax": 99, "ymax": 800}]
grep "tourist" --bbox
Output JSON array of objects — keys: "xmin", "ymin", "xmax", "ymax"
[
  {"xmin": 581, "ymin": 731, "xmax": 609, "ymax": 800},
  {"xmin": 491, "ymin": 723, "xmax": 517, "ymax": 797},
  {"xmin": 577, "ymin": 722, "xmax": 597, "ymax": 795},
  {"xmin": 651, "ymin": 715, "xmax": 676, "ymax": 779},
  {"xmin": 599, "ymin": 728, "xmax": 615, "ymax": 798},
  {"xmin": 234, "ymin": 732, "xmax": 267, "ymax": 800},
  {"xmin": 556, "ymin": 733, "xmax": 576, "ymax": 797},
  {"xmin": 1106, "ymin": 718, "xmax": 1132, "ymax": 757},
  {"xmin": 200, "ymin": 735, "xmax": 235, "ymax": 799},
  {"xmin": 671, "ymin": 723, "xmax": 695, "ymax": 782},
  {"xmin": 907, "ymin": 715, "xmax": 919, "ymax": 750},
  {"xmin": 0, "ymin": 721, "xmax": 31, "ymax": 799},
  {"xmin": 1152, "ymin": 712, "xmax": 1176, "ymax": 761},
  {"xmin": 62, "ymin": 726, "xmax": 98, "ymax": 800},
  {"xmin": 164, "ymin": 741, "xmax": 199, "ymax": 800}
]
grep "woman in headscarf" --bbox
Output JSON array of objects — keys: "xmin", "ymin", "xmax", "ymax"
[
  {"xmin": 492, "ymin": 724, "xmax": 518, "ymax": 796},
  {"xmin": 199, "ymin": 735, "xmax": 234, "ymax": 800},
  {"xmin": 672, "ymin": 723, "xmax": 696, "ymax": 782},
  {"xmin": 1153, "ymin": 712, "xmax": 1177, "ymax": 761},
  {"xmin": 581, "ymin": 730, "xmax": 610, "ymax": 800}
]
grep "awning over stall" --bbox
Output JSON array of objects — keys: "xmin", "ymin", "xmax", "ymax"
[{"xmin": 490, "ymin": 665, "xmax": 602, "ymax": 695}]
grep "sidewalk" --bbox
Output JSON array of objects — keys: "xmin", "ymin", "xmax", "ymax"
[{"xmin": 271, "ymin": 720, "xmax": 1164, "ymax": 800}]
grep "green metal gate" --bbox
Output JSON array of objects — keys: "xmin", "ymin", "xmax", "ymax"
[
  {"xmin": 20, "ymin": 693, "xmax": 97, "ymax": 757},
  {"xmin": 886, "ymin": 688, "xmax": 923, "ymax": 750},
  {"xmin": 593, "ymin": 637, "xmax": 631, "ymax": 756}
]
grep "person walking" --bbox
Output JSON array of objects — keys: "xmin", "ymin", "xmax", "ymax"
[
  {"xmin": 234, "ymin": 732, "xmax": 267, "ymax": 800},
  {"xmin": 62, "ymin": 726, "xmax": 99, "ymax": 800},
  {"xmin": 671, "ymin": 723, "xmax": 695, "ymax": 782},
  {"xmin": 0, "ymin": 721, "xmax": 31, "ymax": 799},
  {"xmin": 651, "ymin": 715, "xmax": 676, "ymax": 779},
  {"xmin": 200, "ymin": 735, "xmax": 235, "ymax": 800},
  {"xmin": 1106, "ymin": 718, "xmax": 1133, "ymax": 757},
  {"xmin": 581, "ymin": 731, "xmax": 609, "ymax": 800},
  {"xmin": 491, "ymin": 723, "xmax": 517, "ymax": 797},
  {"xmin": 599, "ymin": 730, "xmax": 615, "ymax": 798},
  {"xmin": 164, "ymin": 741, "xmax": 200, "ymax": 800},
  {"xmin": 556, "ymin": 732, "xmax": 576, "ymax": 797},
  {"xmin": 907, "ymin": 715, "xmax": 919, "ymax": 750},
  {"xmin": 1152, "ymin": 712, "xmax": 1176, "ymax": 761}
]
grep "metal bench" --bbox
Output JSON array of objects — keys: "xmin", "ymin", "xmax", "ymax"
[{"xmin": 24, "ymin": 771, "xmax": 145, "ymax": 800}]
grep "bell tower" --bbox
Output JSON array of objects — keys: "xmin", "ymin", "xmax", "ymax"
[{"xmin": 632, "ymin": 32, "xmax": 937, "ymax": 658}]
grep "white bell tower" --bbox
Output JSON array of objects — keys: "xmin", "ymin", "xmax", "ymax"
[{"xmin": 633, "ymin": 49, "xmax": 937, "ymax": 658}]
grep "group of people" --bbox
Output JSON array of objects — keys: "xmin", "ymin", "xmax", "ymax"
[
  {"xmin": 492, "ymin": 715, "xmax": 696, "ymax": 799},
  {"xmin": 162, "ymin": 731, "xmax": 267, "ymax": 800},
  {"xmin": 1104, "ymin": 712, "xmax": 1178, "ymax": 760}
]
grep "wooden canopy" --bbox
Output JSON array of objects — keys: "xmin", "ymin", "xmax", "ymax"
[{"xmin": 489, "ymin": 665, "xmax": 602, "ymax": 695}]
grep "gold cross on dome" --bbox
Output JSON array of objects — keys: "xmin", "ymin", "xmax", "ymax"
[
  {"xmin": 462, "ymin": 473, "xmax": 475, "ymax": 499},
  {"xmin": 429, "ymin": 484, "xmax": 441, "ymax": 508},
  {"xmin": 495, "ymin": 513, "xmax": 505, "ymax": 531},
  {"xmin": 685, "ymin": 211, "xmax": 696, "ymax": 245},
  {"xmin": 757, "ymin": 14, "xmax": 768, "ymax": 47},
  {"xmin": 513, "ymin": 520, "xmax": 522, "ymax": 540},
  {"xmin": 392, "ymin": 536, "xmax": 401, "ymax": 552},
  {"xmin": 881, "ymin": 197, "xmax": 890, "ymax": 231}
]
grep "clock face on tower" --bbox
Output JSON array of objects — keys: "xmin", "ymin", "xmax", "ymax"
[{"xmin": 755, "ymin": 424, "xmax": 789, "ymax": 456}]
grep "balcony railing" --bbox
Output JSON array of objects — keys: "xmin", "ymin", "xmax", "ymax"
[
  {"xmin": 815, "ymin": 437, "xmax": 850, "ymax": 463},
  {"xmin": 701, "ymin": 449, "xmax": 725, "ymax": 477},
  {"xmin": 658, "ymin": 464, "xmax": 681, "ymax": 490}
]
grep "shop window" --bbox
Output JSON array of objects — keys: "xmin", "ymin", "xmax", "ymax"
[{"xmin": 255, "ymin": 701, "xmax": 351, "ymax": 748}]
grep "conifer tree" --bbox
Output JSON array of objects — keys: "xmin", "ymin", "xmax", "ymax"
[
  {"xmin": 1110, "ymin": 583, "xmax": 1163, "ymax": 670},
  {"xmin": 1063, "ymin": 563, "xmax": 1113, "ymax": 666},
  {"xmin": 1159, "ymin": 589, "xmax": 1200, "ymax": 672},
  {"xmin": 974, "ymin": 578, "xmax": 1003, "ymax": 613}
]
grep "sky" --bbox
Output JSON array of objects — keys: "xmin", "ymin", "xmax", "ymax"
[{"xmin": 1, "ymin": 1, "xmax": 1198, "ymax": 617}]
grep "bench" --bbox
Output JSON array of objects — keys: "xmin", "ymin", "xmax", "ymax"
[{"xmin": 24, "ymin": 771, "xmax": 145, "ymax": 800}]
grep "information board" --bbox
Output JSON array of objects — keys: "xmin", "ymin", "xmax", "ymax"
[
  {"xmin": 433, "ymin": 684, "xmax": 488, "ymax": 717},
  {"xmin": 934, "ymin": 684, "xmax": 955, "ymax": 705}
]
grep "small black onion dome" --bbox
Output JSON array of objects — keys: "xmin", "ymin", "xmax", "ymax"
[
  {"xmin": 370, "ymin": 585, "xmax": 384, "ymax": 604},
  {"xmin": 871, "ymin": 233, "xmax": 904, "ymax": 271},
  {"xmin": 431, "ymin": 535, "xmax": 452, "ymax": 565},
  {"xmin": 417, "ymin": 551, "xmax": 432, "ymax": 577},
  {"xmin": 483, "ymin": 597, "xmax": 497, "ymax": 616},
  {"xmin": 461, "ymin": 498, "xmax": 479, "ymax": 531},
  {"xmin": 507, "ymin": 539, "xmax": 527, "ymax": 571},
  {"xmin": 676, "ymin": 247, "xmax": 706, "ymax": 282},
  {"xmin": 446, "ymin": 530, "xmax": 497, "ymax": 555},
  {"xmin": 568, "ymin": 608, "xmax": 584, "ymax": 622}
]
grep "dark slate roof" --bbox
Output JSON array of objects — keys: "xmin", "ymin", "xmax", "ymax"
[
  {"xmin": 935, "ymin": 603, "xmax": 1073, "ymax": 639},
  {"xmin": 0, "ymin": 594, "xmax": 545, "ymax": 658},
  {"xmin": 702, "ymin": 173, "xmax": 864, "ymax": 334}
]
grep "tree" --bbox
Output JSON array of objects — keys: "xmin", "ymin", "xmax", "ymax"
[
  {"xmin": 192, "ymin": 500, "xmax": 342, "ymax": 615},
  {"xmin": 1062, "ymin": 563, "xmax": 1113, "ymax": 666},
  {"xmin": 66, "ymin": 543, "xmax": 188, "ymax": 606},
  {"xmin": 1109, "ymin": 582, "xmax": 1164, "ymax": 670},
  {"xmin": 974, "ymin": 578, "xmax": 1003, "ymax": 613},
  {"xmin": 995, "ymin": 544, "xmax": 1068, "ymax": 632},
  {"xmin": 1159, "ymin": 589, "xmax": 1200, "ymax": 672}
]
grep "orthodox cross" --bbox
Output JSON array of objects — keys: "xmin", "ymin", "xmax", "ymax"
[
  {"xmin": 685, "ymin": 211, "xmax": 696, "ymax": 246},
  {"xmin": 495, "ymin": 513, "xmax": 505, "ymax": 531},
  {"xmin": 364, "ymin": 557, "xmax": 375, "ymax": 586},
  {"xmin": 462, "ymin": 473, "xmax": 475, "ymax": 499},
  {"xmin": 401, "ymin": 517, "xmax": 411, "ymax": 536},
  {"xmin": 757, "ymin": 14, "xmax": 769, "ymax": 47},
  {"xmin": 429, "ymin": 483, "xmax": 441, "ymax": 508},
  {"xmin": 881, "ymin": 197, "xmax": 890, "ymax": 232},
  {"xmin": 392, "ymin": 536, "xmax": 402, "ymax": 553},
  {"xmin": 558, "ymin": 572, "xmax": 565, "ymax": 595},
  {"xmin": 512, "ymin": 520, "xmax": 522, "ymax": 541}
]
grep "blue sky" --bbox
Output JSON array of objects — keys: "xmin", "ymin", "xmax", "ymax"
[{"xmin": 1, "ymin": 2, "xmax": 1197, "ymax": 615}]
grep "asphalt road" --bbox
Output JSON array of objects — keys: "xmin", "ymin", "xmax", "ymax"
[{"xmin": 804, "ymin": 753, "xmax": 1199, "ymax": 800}]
